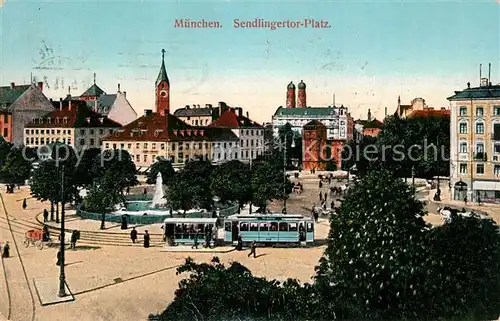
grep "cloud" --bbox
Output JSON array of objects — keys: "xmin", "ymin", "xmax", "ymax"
[{"xmin": 0, "ymin": 0, "xmax": 5, "ymax": 8}]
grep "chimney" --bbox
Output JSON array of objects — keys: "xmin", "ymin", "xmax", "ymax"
[
  {"xmin": 185, "ymin": 105, "xmax": 190, "ymax": 109},
  {"xmin": 441, "ymin": 107, "xmax": 446, "ymax": 111},
  {"xmin": 467, "ymin": 82, "xmax": 471, "ymax": 89},
  {"xmin": 144, "ymin": 109, "xmax": 153, "ymax": 117},
  {"xmin": 123, "ymin": 91, "xmax": 126, "ymax": 98},
  {"xmin": 238, "ymin": 108, "xmax": 243, "ymax": 117},
  {"xmin": 246, "ymin": 111, "xmax": 249, "ymax": 118},
  {"xmin": 205, "ymin": 104, "xmax": 210, "ymax": 108},
  {"xmin": 68, "ymin": 100, "xmax": 72, "ymax": 111},
  {"xmin": 59, "ymin": 98, "xmax": 63, "ymax": 111},
  {"xmin": 37, "ymin": 82, "xmax": 43, "ymax": 91},
  {"xmin": 192, "ymin": 104, "xmax": 196, "ymax": 109},
  {"xmin": 118, "ymin": 83, "xmax": 121, "ymax": 93},
  {"xmin": 49, "ymin": 98, "xmax": 53, "ymax": 103},
  {"xmin": 197, "ymin": 104, "xmax": 200, "ymax": 108},
  {"xmin": 10, "ymin": 82, "xmax": 15, "ymax": 89}
]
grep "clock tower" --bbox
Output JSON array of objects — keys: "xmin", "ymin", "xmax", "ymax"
[{"xmin": 155, "ymin": 49, "xmax": 170, "ymax": 116}]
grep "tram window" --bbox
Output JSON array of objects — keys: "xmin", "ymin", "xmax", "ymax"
[
  {"xmin": 307, "ymin": 222, "xmax": 314, "ymax": 232},
  {"xmin": 224, "ymin": 222, "xmax": 231, "ymax": 231},
  {"xmin": 250, "ymin": 223, "xmax": 259, "ymax": 231},
  {"xmin": 289, "ymin": 223, "xmax": 298, "ymax": 232},
  {"xmin": 240, "ymin": 223, "xmax": 249, "ymax": 231},
  {"xmin": 270, "ymin": 222, "xmax": 278, "ymax": 231},
  {"xmin": 279, "ymin": 222, "xmax": 288, "ymax": 231},
  {"xmin": 259, "ymin": 222, "xmax": 269, "ymax": 231}
]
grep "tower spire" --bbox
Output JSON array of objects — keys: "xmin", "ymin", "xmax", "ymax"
[
  {"xmin": 156, "ymin": 49, "xmax": 169, "ymax": 87},
  {"xmin": 93, "ymin": 73, "xmax": 96, "ymax": 85}
]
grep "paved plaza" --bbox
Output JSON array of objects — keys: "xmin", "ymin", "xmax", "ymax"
[{"xmin": 0, "ymin": 173, "xmax": 499, "ymax": 321}]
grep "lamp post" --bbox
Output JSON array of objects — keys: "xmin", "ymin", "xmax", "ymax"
[
  {"xmin": 249, "ymin": 158, "xmax": 252, "ymax": 214},
  {"xmin": 411, "ymin": 165, "xmax": 415, "ymax": 189},
  {"xmin": 282, "ymin": 134, "xmax": 295, "ymax": 213},
  {"xmin": 58, "ymin": 164, "xmax": 67, "ymax": 297}
]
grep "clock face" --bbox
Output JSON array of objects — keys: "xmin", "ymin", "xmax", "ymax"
[{"xmin": 160, "ymin": 90, "xmax": 168, "ymax": 97}]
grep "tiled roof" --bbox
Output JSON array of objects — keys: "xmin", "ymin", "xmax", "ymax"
[
  {"xmin": 274, "ymin": 106, "xmax": 348, "ymax": 117},
  {"xmin": 356, "ymin": 119, "xmax": 383, "ymax": 128},
  {"xmin": 80, "ymin": 84, "xmax": 105, "ymax": 97},
  {"xmin": 85, "ymin": 94, "xmax": 117, "ymax": 114},
  {"xmin": 303, "ymin": 120, "xmax": 326, "ymax": 129},
  {"xmin": 173, "ymin": 107, "xmax": 215, "ymax": 117},
  {"xmin": 447, "ymin": 84, "xmax": 500, "ymax": 101},
  {"xmin": 407, "ymin": 109, "xmax": 450, "ymax": 119},
  {"xmin": 103, "ymin": 112, "xmax": 235, "ymax": 142},
  {"xmin": 25, "ymin": 100, "xmax": 122, "ymax": 128},
  {"xmin": 208, "ymin": 109, "xmax": 262, "ymax": 128},
  {"xmin": 0, "ymin": 84, "xmax": 31, "ymax": 106}
]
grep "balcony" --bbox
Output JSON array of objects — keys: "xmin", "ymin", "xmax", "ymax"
[
  {"xmin": 473, "ymin": 152, "xmax": 487, "ymax": 162},
  {"xmin": 492, "ymin": 133, "xmax": 500, "ymax": 141}
]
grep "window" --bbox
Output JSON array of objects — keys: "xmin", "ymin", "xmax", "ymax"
[
  {"xmin": 476, "ymin": 107, "xmax": 484, "ymax": 116},
  {"xmin": 270, "ymin": 222, "xmax": 278, "ymax": 231},
  {"xmin": 476, "ymin": 122, "xmax": 484, "ymax": 134},
  {"xmin": 90, "ymin": 129, "xmax": 94, "ymax": 135},
  {"xmin": 161, "ymin": 144, "xmax": 165, "ymax": 150},
  {"xmin": 3, "ymin": 128, "xmax": 7, "ymax": 137},
  {"xmin": 90, "ymin": 139, "xmax": 95, "ymax": 146},
  {"xmin": 136, "ymin": 155, "xmax": 140, "ymax": 162},
  {"xmin": 109, "ymin": 129, "xmax": 113, "ymax": 134},
  {"xmin": 35, "ymin": 130, "xmax": 39, "ymax": 134},
  {"xmin": 41, "ymin": 138, "xmax": 45, "ymax": 144},
  {"xmin": 3, "ymin": 114, "xmax": 7, "ymax": 123},
  {"xmin": 80, "ymin": 139, "xmax": 85, "ymax": 146},
  {"xmin": 459, "ymin": 142, "xmax": 467, "ymax": 153},
  {"xmin": 476, "ymin": 164, "xmax": 484, "ymax": 175},
  {"xmin": 143, "ymin": 154, "xmax": 147, "ymax": 162},
  {"xmin": 259, "ymin": 222, "xmax": 269, "ymax": 231},
  {"xmin": 105, "ymin": 143, "xmax": 109, "ymax": 149},
  {"xmin": 99, "ymin": 129, "xmax": 104, "ymax": 135},
  {"xmin": 152, "ymin": 143, "xmax": 156, "ymax": 149},
  {"xmin": 136, "ymin": 143, "xmax": 140, "ymax": 149},
  {"xmin": 234, "ymin": 152, "xmax": 238, "ymax": 159},
  {"xmin": 279, "ymin": 222, "xmax": 288, "ymax": 231},
  {"xmin": 195, "ymin": 120, "xmax": 198, "ymax": 125},
  {"xmin": 144, "ymin": 143, "xmax": 148, "ymax": 149},
  {"xmin": 288, "ymin": 222, "xmax": 298, "ymax": 232},
  {"xmin": 239, "ymin": 223, "xmax": 249, "ymax": 231},
  {"xmin": 198, "ymin": 142, "xmax": 202, "ymax": 149},
  {"xmin": 495, "ymin": 165, "xmax": 500, "ymax": 176},
  {"xmin": 495, "ymin": 106, "xmax": 500, "ymax": 116},
  {"xmin": 127, "ymin": 143, "xmax": 132, "ymax": 149},
  {"xmin": 459, "ymin": 107, "xmax": 467, "ymax": 116},
  {"xmin": 25, "ymin": 138, "xmax": 29, "ymax": 145},
  {"xmin": 250, "ymin": 223, "xmax": 258, "ymax": 231},
  {"xmin": 495, "ymin": 144, "xmax": 500, "ymax": 154},
  {"xmin": 459, "ymin": 163, "xmax": 467, "ymax": 174},
  {"xmin": 172, "ymin": 143, "xmax": 176, "ymax": 151},
  {"xmin": 57, "ymin": 129, "xmax": 61, "ymax": 134},
  {"xmin": 307, "ymin": 222, "xmax": 314, "ymax": 232},
  {"xmin": 51, "ymin": 130, "xmax": 55, "ymax": 135},
  {"xmin": 476, "ymin": 142, "xmax": 484, "ymax": 153},
  {"xmin": 41, "ymin": 130, "xmax": 45, "ymax": 134},
  {"xmin": 217, "ymin": 153, "xmax": 221, "ymax": 159},
  {"xmin": 62, "ymin": 130, "xmax": 66, "ymax": 135},
  {"xmin": 68, "ymin": 139, "xmax": 72, "ymax": 145},
  {"xmin": 459, "ymin": 123, "xmax": 467, "ymax": 134},
  {"xmin": 120, "ymin": 143, "xmax": 124, "ymax": 149},
  {"xmin": 113, "ymin": 143, "xmax": 117, "ymax": 149},
  {"xmin": 80, "ymin": 129, "xmax": 85, "ymax": 135},
  {"xmin": 224, "ymin": 222, "xmax": 231, "ymax": 232}
]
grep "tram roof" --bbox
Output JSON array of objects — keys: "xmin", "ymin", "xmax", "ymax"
[
  {"xmin": 227, "ymin": 214, "xmax": 309, "ymax": 220},
  {"xmin": 163, "ymin": 218, "xmax": 217, "ymax": 224}
]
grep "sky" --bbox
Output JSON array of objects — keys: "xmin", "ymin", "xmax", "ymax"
[{"xmin": 0, "ymin": 0, "xmax": 499, "ymax": 123}]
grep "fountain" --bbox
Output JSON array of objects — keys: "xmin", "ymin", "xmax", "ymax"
[{"xmin": 151, "ymin": 172, "xmax": 167, "ymax": 208}]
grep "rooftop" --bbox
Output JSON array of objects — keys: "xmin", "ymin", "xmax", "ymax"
[
  {"xmin": 0, "ymin": 84, "xmax": 31, "ymax": 106},
  {"xmin": 208, "ymin": 108, "xmax": 262, "ymax": 128},
  {"xmin": 356, "ymin": 118, "xmax": 384, "ymax": 128},
  {"xmin": 447, "ymin": 83, "xmax": 500, "ymax": 101},
  {"xmin": 407, "ymin": 108, "xmax": 451, "ymax": 119},
  {"xmin": 173, "ymin": 106, "xmax": 215, "ymax": 117},
  {"xmin": 274, "ymin": 106, "xmax": 348, "ymax": 117},
  {"xmin": 303, "ymin": 120, "xmax": 326, "ymax": 129},
  {"xmin": 80, "ymin": 84, "xmax": 105, "ymax": 98},
  {"xmin": 25, "ymin": 100, "xmax": 122, "ymax": 128}
]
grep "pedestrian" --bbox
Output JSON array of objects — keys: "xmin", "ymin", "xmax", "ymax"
[
  {"xmin": 1, "ymin": 241, "xmax": 9, "ymax": 258},
  {"xmin": 143, "ymin": 188, "xmax": 147, "ymax": 195},
  {"xmin": 191, "ymin": 231, "xmax": 199, "ymax": 249},
  {"xmin": 143, "ymin": 230, "xmax": 150, "ymax": 248},
  {"xmin": 324, "ymin": 192, "xmax": 328, "ymax": 202},
  {"xmin": 70, "ymin": 230, "xmax": 77, "ymax": 250},
  {"xmin": 22, "ymin": 198, "xmax": 27, "ymax": 210},
  {"xmin": 464, "ymin": 196, "xmax": 468, "ymax": 205},
  {"xmin": 43, "ymin": 209, "xmax": 48, "ymax": 222},
  {"xmin": 331, "ymin": 200, "xmax": 334, "ymax": 210},
  {"xmin": 319, "ymin": 181, "xmax": 323, "ymax": 189},
  {"xmin": 126, "ymin": 186, "xmax": 130, "ymax": 195},
  {"xmin": 56, "ymin": 251, "xmax": 62, "ymax": 266},
  {"xmin": 328, "ymin": 177, "xmax": 331, "ymax": 185},
  {"xmin": 247, "ymin": 240, "xmax": 256, "ymax": 258},
  {"xmin": 236, "ymin": 235, "xmax": 243, "ymax": 251},
  {"xmin": 319, "ymin": 192, "xmax": 323, "ymax": 201},
  {"xmin": 282, "ymin": 207, "xmax": 287, "ymax": 214},
  {"xmin": 121, "ymin": 215, "xmax": 128, "ymax": 230},
  {"xmin": 130, "ymin": 227, "xmax": 137, "ymax": 243}
]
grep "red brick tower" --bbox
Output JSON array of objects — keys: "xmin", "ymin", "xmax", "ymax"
[
  {"xmin": 302, "ymin": 120, "xmax": 327, "ymax": 171},
  {"xmin": 297, "ymin": 80, "xmax": 306, "ymax": 107},
  {"xmin": 286, "ymin": 81, "xmax": 296, "ymax": 108},
  {"xmin": 155, "ymin": 49, "xmax": 170, "ymax": 116}
]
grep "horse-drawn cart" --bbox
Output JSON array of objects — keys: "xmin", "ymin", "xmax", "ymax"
[{"xmin": 23, "ymin": 229, "xmax": 52, "ymax": 250}]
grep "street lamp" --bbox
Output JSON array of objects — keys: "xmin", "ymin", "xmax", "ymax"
[
  {"xmin": 411, "ymin": 165, "xmax": 415, "ymax": 189},
  {"xmin": 58, "ymin": 164, "xmax": 67, "ymax": 297},
  {"xmin": 282, "ymin": 134, "xmax": 295, "ymax": 213}
]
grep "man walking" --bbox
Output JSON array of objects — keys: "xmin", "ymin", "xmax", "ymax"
[
  {"xmin": 247, "ymin": 241, "xmax": 257, "ymax": 258},
  {"xmin": 130, "ymin": 227, "xmax": 137, "ymax": 243},
  {"xmin": 143, "ymin": 230, "xmax": 150, "ymax": 248},
  {"xmin": 191, "ymin": 231, "xmax": 199, "ymax": 249},
  {"xmin": 43, "ymin": 209, "xmax": 49, "ymax": 222},
  {"xmin": 22, "ymin": 198, "xmax": 27, "ymax": 210}
]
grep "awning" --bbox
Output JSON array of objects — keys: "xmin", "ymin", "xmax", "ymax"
[{"xmin": 473, "ymin": 181, "xmax": 500, "ymax": 190}]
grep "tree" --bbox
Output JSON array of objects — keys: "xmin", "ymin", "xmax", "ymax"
[
  {"xmin": 341, "ymin": 136, "xmax": 379, "ymax": 177},
  {"xmin": 92, "ymin": 149, "xmax": 138, "ymax": 192},
  {"xmin": 146, "ymin": 157, "xmax": 175, "ymax": 185},
  {"xmin": 0, "ymin": 137, "xmax": 12, "ymax": 170},
  {"xmin": 83, "ymin": 171, "xmax": 124, "ymax": 229},
  {"xmin": 251, "ymin": 153, "xmax": 293, "ymax": 211},
  {"xmin": 0, "ymin": 148, "xmax": 32, "ymax": 184},
  {"xmin": 314, "ymin": 169, "xmax": 430, "ymax": 320},
  {"xmin": 30, "ymin": 160, "xmax": 58, "ymax": 221},
  {"xmin": 210, "ymin": 160, "xmax": 252, "ymax": 209},
  {"xmin": 73, "ymin": 147, "xmax": 102, "ymax": 188},
  {"xmin": 166, "ymin": 160, "xmax": 214, "ymax": 213}
]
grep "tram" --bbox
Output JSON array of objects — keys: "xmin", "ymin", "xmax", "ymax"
[
  {"xmin": 223, "ymin": 214, "xmax": 315, "ymax": 246},
  {"xmin": 163, "ymin": 217, "xmax": 218, "ymax": 246}
]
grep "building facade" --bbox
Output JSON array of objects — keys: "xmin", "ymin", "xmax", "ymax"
[
  {"xmin": 24, "ymin": 99, "xmax": 122, "ymax": 151},
  {"xmin": 448, "ymin": 77, "xmax": 500, "ymax": 204},
  {"xmin": 69, "ymin": 74, "xmax": 137, "ymax": 126},
  {"xmin": 102, "ymin": 50, "xmax": 264, "ymax": 169},
  {"xmin": 173, "ymin": 102, "xmax": 232, "ymax": 126},
  {"xmin": 0, "ymin": 82, "xmax": 54, "ymax": 146},
  {"xmin": 302, "ymin": 120, "xmax": 343, "ymax": 171}
]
